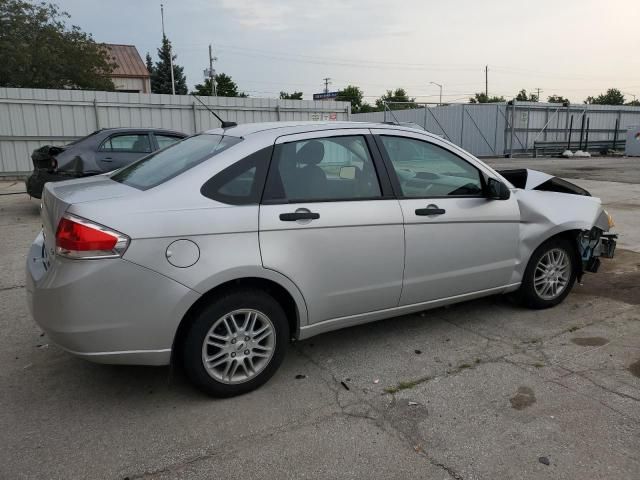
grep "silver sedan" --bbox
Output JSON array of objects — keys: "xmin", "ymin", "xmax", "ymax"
[{"xmin": 26, "ymin": 121, "xmax": 616, "ymax": 397}]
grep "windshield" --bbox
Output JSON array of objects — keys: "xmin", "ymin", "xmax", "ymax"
[{"xmin": 111, "ymin": 134, "xmax": 242, "ymax": 190}]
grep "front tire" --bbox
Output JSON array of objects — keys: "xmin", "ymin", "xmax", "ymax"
[
  {"xmin": 182, "ymin": 289, "xmax": 289, "ymax": 397},
  {"xmin": 517, "ymin": 237, "xmax": 577, "ymax": 309}
]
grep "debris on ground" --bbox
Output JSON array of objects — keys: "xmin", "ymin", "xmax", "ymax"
[
  {"xmin": 373, "ymin": 379, "xmax": 380, "ymax": 384},
  {"xmin": 408, "ymin": 401, "xmax": 419, "ymax": 406},
  {"xmin": 414, "ymin": 349, "xmax": 422, "ymax": 354},
  {"xmin": 538, "ymin": 456, "xmax": 550, "ymax": 466},
  {"xmin": 340, "ymin": 381, "xmax": 350, "ymax": 390},
  {"xmin": 295, "ymin": 374, "xmax": 306, "ymax": 380}
]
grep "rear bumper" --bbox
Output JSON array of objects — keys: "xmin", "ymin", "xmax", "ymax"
[
  {"xmin": 26, "ymin": 231, "xmax": 200, "ymax": 365},
  {"xmin": 25, "ymin": 170, "xmax": 75, "ymax": 199}
]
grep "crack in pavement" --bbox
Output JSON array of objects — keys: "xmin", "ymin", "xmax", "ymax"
[{"xmin": 0, "ymin": 284, "xmax": 25, "ymax": 292}]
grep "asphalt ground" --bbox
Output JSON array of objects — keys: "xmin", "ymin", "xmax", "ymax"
[{"xmin": 1, "ymin": 157, "xmax": 639, "ymax": 479}]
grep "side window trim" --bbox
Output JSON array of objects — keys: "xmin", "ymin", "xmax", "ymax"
[
  {"xmin": 261, "ymin": 132, "xmax": 385, "ymax": 205},
  {"xmin": 373, "ymin": 133, "xmax": 486, "ymax": 199}
]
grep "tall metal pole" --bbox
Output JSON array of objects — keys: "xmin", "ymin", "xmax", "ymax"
[
  {"xmin": 208, "ymin": 44, "xmax": 216, "ymax": 96},
  {"xmin": 485, "ymin": 65, "xmax": 488, "ymax": 97},
  {"xmin": 161, "ymin": 4, "xmax": 175, "ymax": 95},
  {"xmin": 323, "ymin": 77, "xmax": 331, "ymax": 94},
  {"xmin": 430, "ymin": 82, "xmax": 442, "ymax": 106}
]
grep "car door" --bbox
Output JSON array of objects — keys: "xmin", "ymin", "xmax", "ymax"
[
  {"xmin": 259, "ymin": 129, "xmax": 404, "ymax": 325},
  {"xmin": 96, "ymin": 132, "xmax": 153, "ymax": 171},
  {"xmin": 372, "ymin": 129, "xmax": 520, "ymax": 306}
]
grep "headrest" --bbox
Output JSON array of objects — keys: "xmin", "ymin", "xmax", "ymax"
[{"xmin": 296, "ymin": 140, "xmax": 324, "ymax": 165}]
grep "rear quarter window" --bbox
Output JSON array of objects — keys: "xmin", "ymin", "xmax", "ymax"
[
  {"xmin": 200, "ymin": 146, "xmax": 272, "ymax": 205},
  {"xmin": 111, "ymin": 134, "xmax": 242, "ymax": 190}
]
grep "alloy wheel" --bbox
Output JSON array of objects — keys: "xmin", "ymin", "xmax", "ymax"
[
  {"xmin": 201, "ymin": 309, "xmax": 276, "ymax": 384},
  {"xmin": 534, "ymin": 248, "xmax": 571, "ymax": 300}
]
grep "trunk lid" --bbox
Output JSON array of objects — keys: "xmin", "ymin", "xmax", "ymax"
[{"xmin": 41, "ymin": 175, "xmax": 139, "ymax": 256}]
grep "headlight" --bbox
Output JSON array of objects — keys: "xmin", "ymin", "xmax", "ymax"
[{"xmin": 604, "ymin": 209, "xmax": 615, "ymax": 229}]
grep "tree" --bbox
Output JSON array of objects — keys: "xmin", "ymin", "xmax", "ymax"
[
  {"xmin": 280, "ymin": 91, "xmax": 303, "ymax": 100},
  {"xmin": 336, "ymin": 85, "xmax": 364, "ymax": 113},
  {"xmin": 358, "ymin": 103, "xmax": 376, "ymax": 113},
  {"xmin": 149, "ymin": 35, "xmax": 187, "ymax": 94},
  {"xmin": 469, "ymin": 93, "xmax": 505, "ymax": 103},
  {"xmin": 0, "ymin": 0, "xmax": 115, "ymax": 90},
  {"xmin": 192, "ymin": 73, "xmax": 248, "ymax": 97},
  {"xmin": 515, "ymin": 89, "xmax": 538, "ymax": 102},
  {"xmin": 375, "ymin": 88, "xmax": 417, "ymax": 110},
  {"xmin": 192, "ymin": 78, "xmax": 215, "ymax": 96},
  {"xmin": 548, "ymin": 94, "xmax": 569, "ymax": 104},
  {"xmin": 627, "ymin": 99, "xmax": 640, "ymax": 107},
  {"xmin": 584, "ymin": 88, "xmax": 625, "ymax": 105},
  {"xmin": 216, "ymin": 73, "xmax": 245, "ymax": 97},
  {"xmin": 145, "ymin": 52, "xmax": 153, "ymax": 76}
]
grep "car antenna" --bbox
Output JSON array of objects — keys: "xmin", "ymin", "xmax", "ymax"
[{"xmin": 190, "ymin": 94, "xmax": 237, "ymax": 128}]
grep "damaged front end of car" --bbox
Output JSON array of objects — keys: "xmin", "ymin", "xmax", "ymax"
[
  {"xmin": 500, "ymin": 168, "xmax": 618, "ymax": 283},
  {"xmin": 577, "ymin": 211, "xmax": 617, "ymax": 275}
]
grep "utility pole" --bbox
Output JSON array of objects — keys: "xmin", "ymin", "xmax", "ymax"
[
  {"xmin": 160, "ymin": 4, "xmax": 175, "ymax": 95},
  {"xmin": 430, "ymin": 81, "xmax": 443, "ymax": 106},
  {"xmin": 323, "ymin": 77, "xmax": 331, "ymax": 94},
  {"xmin": 208, "ymin": 44, "xmax": 217, "ymax": 96},
  {"xmin": 485, "ymin": 65, "xmax": 488, "ymax": 97},
  {"xmin": 535, "ymin": 87, "xmax": 543, "ymax": 102}
]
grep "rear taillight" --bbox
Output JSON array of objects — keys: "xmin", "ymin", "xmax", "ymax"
[{"xmin": 55, "ymin": 214, "xmax": 129, "ymax": 259}]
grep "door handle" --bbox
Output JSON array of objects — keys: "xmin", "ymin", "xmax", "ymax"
[
  {"xmin": 279, "ymin": 211, "xmax": 320, "ymax": 221},
  {"xmin": 101, "ymin": 157, "xmax": 113, "ymax": 162},
  {"xmin": 415, "ymin": 205, "xmax": 446, "ymax": 216}
]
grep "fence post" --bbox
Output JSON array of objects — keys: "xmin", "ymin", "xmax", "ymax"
[
  {"xmin": 509, "ymin": 101, "xmax": 516, "ymax": 158},
  {"xmin": 276, "ymin": 102, "xmax": 281, "ymax": 121},
  {"xmin": 192, "ymin": 102, "xmax": 198, "ymax": 133},
  {"xmin": 423, "ymin": 106, "xmax": 428, "ymax": 130},
  {"xmin": 524, "ymin": 106, "xmax": 531, "ymax": 155},
  {"xmin": 460, "ymin": 104, "xmax": 465, "ymax": 148},
  {"xmin": 544, "ymin": 107, "xmax": 549, "ymax": 141},
  {"xmin": 494, "ymin": 103, "xmax": 499, "ymax": 155},
  {"xmin": 93, "ymin": 98, "xmax": 100, "ymax": 129}
]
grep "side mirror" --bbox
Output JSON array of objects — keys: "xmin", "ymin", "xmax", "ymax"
[{"xmin": 486, "ymin": 177, "xmax": 511, "ymax": 200}]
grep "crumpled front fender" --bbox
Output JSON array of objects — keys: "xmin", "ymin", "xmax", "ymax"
[{"xmin": 510, "ymin": 188, "xmax": 606, "ymax": 283}]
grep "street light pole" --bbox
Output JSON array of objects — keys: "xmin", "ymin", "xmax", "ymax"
[
  {"xmin": 430, "ymin": 81, "xmax": 443, "ymax": 106},
  {"xmin": 160, "ymin": 4, "xmax": 175, "ymax": 95}
]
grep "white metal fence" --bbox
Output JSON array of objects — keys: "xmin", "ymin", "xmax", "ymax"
[
  {"xmin": 0, "ymin": 88, "xmax": 351, "ymax": 175},
  {"xmin": 353, "ymin": 102, "xmax": 640, "ymax": 157}
]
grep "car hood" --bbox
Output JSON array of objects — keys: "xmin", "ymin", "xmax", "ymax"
[{"xmin": 498, "ymin": 168, "xmax": 590, "ymax": 196}]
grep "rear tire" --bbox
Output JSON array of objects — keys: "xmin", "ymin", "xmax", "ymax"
[
  {"xmin": 517, "ymin": 237, "xmax": 577, "ymax": 309},
  {"xmin": 181, "ymin": 289, "xmax": 289, "ymax": 397}
]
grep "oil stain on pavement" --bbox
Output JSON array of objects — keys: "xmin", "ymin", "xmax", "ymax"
[
  {"xmin": 571, "ymin": 337, "xmax": 610, "ymax": 347},
  {"xmin": 510, "ymin": 386, "xmax": 536, "ymax": 410}
]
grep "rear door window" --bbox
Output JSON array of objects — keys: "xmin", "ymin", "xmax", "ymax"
[
  {"xmin": 262, "ymin": 135, "xmax": 381, "ymax": 203},
  {"xmin": 111, "ymin": 134, "xmax": 242, "ymax": 190},
  {"xmin": 100, "ymin": 134, "xmax": 152, "ymax": 153}
]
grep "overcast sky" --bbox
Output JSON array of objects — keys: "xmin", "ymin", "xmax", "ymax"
[{"xmin": 56, "ymin": 0, "xmax": 639, "ymax": 103}]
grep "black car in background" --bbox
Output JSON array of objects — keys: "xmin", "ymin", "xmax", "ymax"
[{"xmin": 26, "ymin": 128, "xmax": 187, "ymax": 198}]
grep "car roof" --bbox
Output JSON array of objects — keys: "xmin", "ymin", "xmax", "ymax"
[
  {"xmin": 98, "ymin": 127, "xmax": 186, "ymax": 136},
  {"xmin": 202, "ymin": 121, "xmax": 440, "ymax": 140}
]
